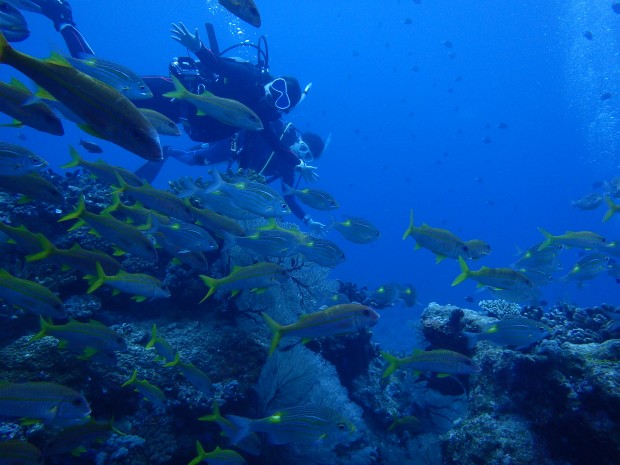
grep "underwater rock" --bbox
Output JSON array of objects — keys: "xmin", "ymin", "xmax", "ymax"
[
  {"xmin": 442, "ymin": 413, "xmax": 543, "ymax": 464},
  {"xmin": 419, "ymin": 302, "xmax": 495, "ymax": 350}
]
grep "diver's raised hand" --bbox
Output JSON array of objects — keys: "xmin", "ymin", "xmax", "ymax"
[
  {"xmin": 304, "ymin": 215, "xmax": 327, "ymax": 235},
  {"xmin": 295, "ymin": 160, "xmax": 319, "ymax": 183},
  {"xmin": 171, "ymin": 22, "xmax": 201, "ymax": 53}
]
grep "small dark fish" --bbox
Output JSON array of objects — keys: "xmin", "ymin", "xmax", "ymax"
[
  {"xmin": 482, "ymin": 136, "xmax": 492, "ymax": 143},
  {"xmin": 443, "ymin": 40, "xmax": 453, "ymax": 49},
  {"xmin": 79, "ymin": 139, "xmax": 103, "ymax": 153},
  {"xmin": 497, "ymin": 122, "xmax": 508, "ymax": 129},
  {"xmin": 613, "ymin": 3, "xmax": 620, "ymax": 14},
  {"xmin": 403, "ymin": 18, "xmax": 412, "ymax": 25},
  {"xmin": 601, "ymin": 92, "xmax": 612, "ymax": 100},
  {"xmin": 583, "ymin": 31, "xmax": 593, "ymax": 40}
]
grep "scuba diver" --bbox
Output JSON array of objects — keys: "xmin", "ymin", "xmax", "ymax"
[
  {"xmin": 37, "ymin": 1, "xmax": 310, "ymax": 182},
  {"xmin": 135, "ymin": 121, "xmax": 328, "ymax": 230},
  {"xmin": 38, "ymin": 1, "xmax": 325, "ymax": 229}
]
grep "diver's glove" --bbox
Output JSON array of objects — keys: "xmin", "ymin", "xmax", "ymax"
[
  {"xmin": 171, "ymin": 22, "xmax": 202, "ymax": 53},
  {"xmin": 295, "ymin": 160, "xmax": 319, "ymax": 183},
  {"xmin": 304, "ymin": 214, "xmax": 326, "ymax": 233}
]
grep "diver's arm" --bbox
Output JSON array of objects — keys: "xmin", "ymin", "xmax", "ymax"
[
  {"xmin": 59, "ymin": 25, "xmax": 95, "ymax": 57},
  {"xmin": 281, "ymin": 171, "xmax": 306, "ymax": 221},
  {"xmin": 171, "ymin": 22, "xmax": 219, "ymax": 68},
  {"xmin": 39, "ymin": 0, "xmax": 94, "ymax": 57},
  {"xmin": 261, "ymin": 125, "xmax": 300, "ymax": 167},
  {"xmin": 194, "ymin": 45, "xmax": 219, "ymax": 69},
  {"xmin": 166, "ymin": 140, "xmax": 231, "ymax": 166}
]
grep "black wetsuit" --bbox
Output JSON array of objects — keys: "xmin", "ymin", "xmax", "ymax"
[{"xmin": 140, "ymin": 120, "xmax": 309, "ymax": 221}]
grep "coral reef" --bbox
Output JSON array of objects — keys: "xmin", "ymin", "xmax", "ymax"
[{"xmin": 1, "ymin": 170, "xmax": 619, "ymax": 465}]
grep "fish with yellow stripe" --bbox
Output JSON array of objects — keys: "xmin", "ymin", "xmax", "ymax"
[
  {"xmin": 0, "ymin": 77, "xmax": 63, "ymax": 135},
  {"xmin": 0, "ymin": 32, "xmax": 161, "ymax": 160},
  {"xmin": 84, "ymin": 262, "xmax": 170, "ymax": 302},
  {"xmin": 164, "ymin": 75, "xmax": 263, "ymax": 131},
  {"xmin": 452, "ymin": 256, "xmax": 534, "ymax": 291},
  {"xmin": 380, "ymin": 349, "xmax": 480, "ymax": 378},
  {"xmin": 0, "ymin": 268, "xmax": 65, "ymax": 318},
  {"xmin": 0, "ymin": 381, "xmax": 91, "ymax": 426},
  {"xmin": 262, "ymin": 303, "xmax": 380, "ymax": 355},
  {"xmin": 402, "ymin": 209, "xmax": 469, "ymax": 262},
  {"xmin": 30, "ymin": 316, "xmax": 127, "ymax": 360},
  {"xmin": 199, "ymin": 262, "xmax": 288, "ymax": 302},
  {"xmin": 59, "ymin": 195, "xmax": 158, "ymax": 261}
]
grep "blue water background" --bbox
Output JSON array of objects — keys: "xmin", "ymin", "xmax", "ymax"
[{"xmin": 1, "ymin": 0, "xmax": 619, "ymax": 319}]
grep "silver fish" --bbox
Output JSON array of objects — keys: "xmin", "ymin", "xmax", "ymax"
[
  {"xmin": 67, "ymin": 55, "xmax": 153, "ymax": 100},
  {"xmin": 0, "ymin": 141, "xmax": 47, "ymax": 176},
  {"xmin": 206, "ymin": 170, "xmax": 290, "ymax": 218},
  {"xmin": 297, "ymin": 236, "xmax": 346, "ymax": 267},
  {"xmin": 0, "ymin": 381, "xmax": 90, "ymax": 426},
  {"xmin": 463, "ymin": 317, "xmax": 550, "ymax": 350},
  {"xmin": 0, "ymin": 77, "xmax": 64, "ymax": 134},
  {"xmin": 227, "ymin": 405, "xmax": 355, "ymax": 445},
  {"xmin": 0, "ymin": 1, "xmax": 29, "ymax": 42}
]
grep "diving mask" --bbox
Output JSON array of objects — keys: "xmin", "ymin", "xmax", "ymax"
[
  {"xmin": 264, "ymin": 78, "xmax": 291, "ymax": 110},
  {"xmin": 291, "ymin": 139, "xmax": 313, "ymax": 162}
]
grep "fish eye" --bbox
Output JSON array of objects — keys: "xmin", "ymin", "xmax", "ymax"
[
  {"xmin": 363, "ymin": 309, "xmax": 370, "ymax": 316},
  {"xmin": 140, "ymin": 85, "xmax": 148, "ymax": 92},
  {"xmin": 337, "ymin": 423, "xmax": 346, "ymax": 430},
  {"xmin": 71, "ymin": 397, "xmax": 85, "ymax": 407},
  {"xmin": 0, "ymin": 3, "xmax": 9, "ymax": 11}
]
